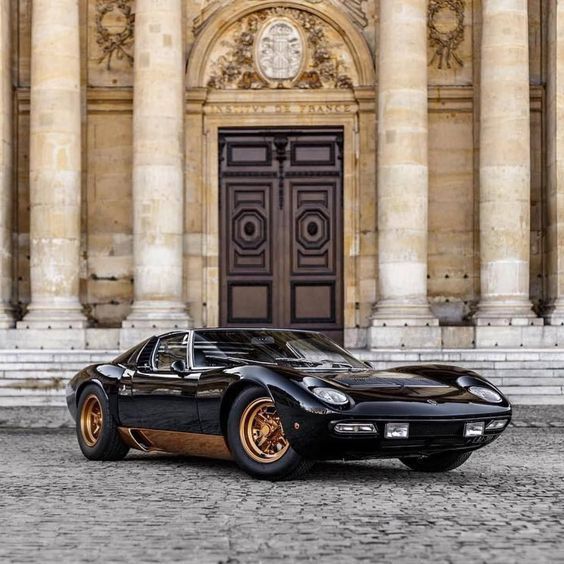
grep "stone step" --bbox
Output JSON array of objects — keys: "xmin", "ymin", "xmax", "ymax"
[{"xmin": 0, "ymin": 348, "xmax": 563, "ymax": 405}]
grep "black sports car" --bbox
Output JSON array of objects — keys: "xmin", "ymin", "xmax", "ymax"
[{"xmin": 67, "ymin": 329, "xmax": 512, "ymax": 480}]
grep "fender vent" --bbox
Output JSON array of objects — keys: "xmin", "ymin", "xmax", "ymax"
[{"xmin": 129, "ymin": 429, "xmax": 153, "ymax": 451}]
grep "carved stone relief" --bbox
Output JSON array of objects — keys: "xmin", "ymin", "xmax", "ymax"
[
  {"xmin": 256, "ymin": 19, "xmax": 305, "ymax": 81},
  {"xmin": 95, "ymin": 0, "xmax": 135, "ymax": 71},
  {"xmin": 194, "ymin": 0, "xmax": 368, "ymax": 36},
  {"xmin": 428, "ymin": 0, "xmax": 465, "ymax": 69},
  {"xmin": 205, "ymin": 8, "xmax": 356, "ymax": 90}
]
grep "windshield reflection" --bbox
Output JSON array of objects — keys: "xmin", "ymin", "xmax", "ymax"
[{"xmin": 192, "ymin": 330, "xmax": 366, "ymax": 370}]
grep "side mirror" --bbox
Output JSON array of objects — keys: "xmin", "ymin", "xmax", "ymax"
[{"xmin": 171, "ymin": 359, "xmax": 188, "ymax": 377}]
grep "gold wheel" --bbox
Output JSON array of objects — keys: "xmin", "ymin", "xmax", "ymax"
[
  {"xmin": 80, "ymin": 394, "xmax": 104, "ymax": 447},
  {"xmin": 239, "ymin": 397, "xmax": 290, "ymax": 464}
]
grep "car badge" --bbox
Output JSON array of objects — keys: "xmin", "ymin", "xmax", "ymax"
[{"xmin": 427, "ymin": 399, "xmax": 438, "ymax": 405}]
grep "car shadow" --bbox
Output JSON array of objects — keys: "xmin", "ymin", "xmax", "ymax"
[{"xmin": 121, "ymin": 452, "xmax": 479, "ymax": 485}]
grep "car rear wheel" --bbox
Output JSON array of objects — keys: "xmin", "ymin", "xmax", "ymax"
[
  {"xmin": 399, "ymin": 451, "xmax": 472, "ymax": 472},
  {"xmin": 76, "ymin": 384, "xmax": 129, "ymax": 461},
  {"xmin": 227, "ymin": 386, "xmax": 314, "ymax": 481}
]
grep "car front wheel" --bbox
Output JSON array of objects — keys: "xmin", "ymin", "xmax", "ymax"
[
  {"xmin": 399, "ymin": 451, "xmax": 472, "ymax": 472},
  {"xmin": 227, "ymin": 386, "xmax": 313, "ymax": 481},
  {"xmin": 76, "ymin": 384, "xmax": 129, "ymax": 461}
]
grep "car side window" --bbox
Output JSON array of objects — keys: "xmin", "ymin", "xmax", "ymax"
[{"xmin": 153, "ymin": 333, "xmax": 189, "ymax": 371}]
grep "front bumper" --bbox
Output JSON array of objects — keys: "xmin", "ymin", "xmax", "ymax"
[{"xmin": 277, "ymin": 402, "xmax": 511, "ymax": 460}]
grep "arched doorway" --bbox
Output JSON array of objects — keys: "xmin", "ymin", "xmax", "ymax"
[{"xmin": 185, "ymin": 1, "xmax": 376, "ymax": 346}]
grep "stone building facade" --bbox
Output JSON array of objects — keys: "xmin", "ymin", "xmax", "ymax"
[{"xmin": 1, "ymin": 0, "xmax": 564, "ymax": 404}]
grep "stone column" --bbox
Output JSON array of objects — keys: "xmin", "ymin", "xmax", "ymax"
[
  {"xmin": 19, "ymin": 0, "xmax": 86, "ymax": 328},
  {"xmin": 0, "ymin": 0, "xmax": 13, "ymax": 328},
  {"xmin": 475, "ymin": 0, "xmax": 538, "ymax": 325},
  {"xmin": 123, "ymin": 0, "xmax": 190, "ymax": 328},
  {"xmin": 546, "ymin": 0, "xmax": 564, "ymax": 325},
  {"xmin": 371, "ymin": 0, "xmax": 437, "ymax": 327}
]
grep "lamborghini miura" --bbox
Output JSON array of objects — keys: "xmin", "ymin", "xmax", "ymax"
[{"xmin": 67, "ymin": 329, "xmax": 511, "ymax": 480}]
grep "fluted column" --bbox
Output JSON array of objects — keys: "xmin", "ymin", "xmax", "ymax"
[
  {"xmin": 19, "ymin": 0, "xmax": 86, "ymax": 328},
  {"xmin": 0, "ymin": 0, "xmax": 13, "ymax": 328},
  {"xmin": 123, "ymin": 0, "xmax": 190, "ymax": 328},
  {"xmin": 546, "ymin": 0, "xmax": 564, "ymax": 325},
  {"xmin": 475, "ymin": 0, "xmax": 538, "ymax": 325},
  {"xmin": 371, "ymin": 0, "xmax": 437, "ymax": 326}
]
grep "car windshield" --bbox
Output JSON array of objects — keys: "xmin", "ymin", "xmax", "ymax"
[{"xmin": 192, "ymin": 330, "xmax": 366, "ymax": 370}]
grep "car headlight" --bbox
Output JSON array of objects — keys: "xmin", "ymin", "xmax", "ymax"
[
  {"xmin": 312, "ymin": 387, "xmax": 349, "ymax": 406},
  {"xmin": 468, "ymin": 386, "xmax": 503, "ymax": 403}
]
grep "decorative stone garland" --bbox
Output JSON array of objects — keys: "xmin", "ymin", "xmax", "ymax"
[
  {"xmin": 428, "ymin": 0, "xmax": 465, "ymax": 70},
  {"xmin": 95, "ymin": 0, "xmax": 135, "ymax": 71}
]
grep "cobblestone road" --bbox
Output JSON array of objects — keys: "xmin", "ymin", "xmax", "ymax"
[{"xmin": 0, "ymin": 428, "xmax": 562, "ymax": 563}]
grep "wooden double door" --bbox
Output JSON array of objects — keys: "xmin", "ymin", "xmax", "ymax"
[{"xmin": 219, "ymin": 128, "xmax": 344, "ymax": 342}]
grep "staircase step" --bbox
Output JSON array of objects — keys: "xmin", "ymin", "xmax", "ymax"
[{"xmin": 0, "ymin": 348, "xmax": 562, "ymax": 406}]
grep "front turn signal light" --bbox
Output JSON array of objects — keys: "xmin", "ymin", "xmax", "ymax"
[
  {"xmin": 486, "ymin": 419, "xmax": 509, "ymax": 431},
  {"xmin": 334, "ymin": 422, "xmax": 377, "ymax": 435}
]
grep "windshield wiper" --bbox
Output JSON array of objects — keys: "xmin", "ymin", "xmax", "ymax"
[
  {"xmin": 317, "ymin": 359, "xmax": 354, "ymax": 369},
  {"xmin": 205, "ymin": 354, "xmax": 276, "ymax": 367},
  {"xmin": 274, "ymin": 357, "xmax": 322, "ymax": 366}
]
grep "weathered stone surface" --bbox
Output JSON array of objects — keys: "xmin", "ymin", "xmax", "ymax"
[
  {"xmin": 371, "ymin": 0, "xmax": 437, "ymax": 328},
  {"xmin": 18, "ymin": 0, "xmax": 87, "ymax": 330},
  {"xmin": 0, "ymin": 0, "xmax": 12, "ymax": 328},
  {"xmin": 475, "ymin": 0, "xmax": 538, "ymax": 325},
  {"xmin": 124, "ymin": 0, "xmax": 190, "ymax": 329}
]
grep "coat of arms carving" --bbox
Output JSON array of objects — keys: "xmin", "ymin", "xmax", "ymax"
[
  {"xmin": 257, "ymin": 19, "xmax": 305, "ymax": 82},
  {"xmin": 205, "ymin": 8, "xmax": 356, "ymax": 90}
]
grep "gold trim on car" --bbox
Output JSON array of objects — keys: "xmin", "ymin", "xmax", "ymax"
[
  {"xmin": 80, "ymin": 394, "xmax": 103, "ymax": 447},
  {"xmin": 239, "ymin": 397, "xmax": 289, "ymax": 464},
  {"xmin": 118, "ymin": 427, "xmax": 233, "ymax": 460}
]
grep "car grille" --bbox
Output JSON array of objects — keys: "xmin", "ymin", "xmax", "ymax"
[{"xmin": 408, "ymin": 420, "xmax": 465, "ymax": 438}]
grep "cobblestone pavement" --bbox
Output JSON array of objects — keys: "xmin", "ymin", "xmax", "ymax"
[{"xmin": 0, "ymin": 428, "xmax": 563, "ymax": 563}]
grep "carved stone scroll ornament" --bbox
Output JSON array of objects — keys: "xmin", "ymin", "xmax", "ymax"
[
  {"xmin": 428, "ymin": 0, "xmax": 465, "ymax": 69},
  {"xmin": 96, "ymin": 0, "xmax": 135, "ymax": 71},
  {"xmin": 206, "ymin": 8, "xmax": 354, "ymax": 90}
]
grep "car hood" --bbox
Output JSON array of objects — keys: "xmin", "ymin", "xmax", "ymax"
[{"xmin": 308, "ymin": 364, "xmax": 500, "ymax": 405}]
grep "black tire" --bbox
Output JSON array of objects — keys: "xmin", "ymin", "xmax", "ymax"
[
  {"xmin": 226, "ymin": 386, "xmax": 314, "ymax": 481},
  {"xmin": 399, "ymin": 451, "xmax": 472, "ymax": 472},
  {"xmin": 76, "ymin": 384, "xmax": 129, "ymax": 461}
]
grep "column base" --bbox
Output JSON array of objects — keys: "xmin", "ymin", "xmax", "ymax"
[
  {"xmin": 0, "ymin": 305, "xmax": 15, "ymax": 329},
  {"xmin": 17, "ymin": 302, "xmax": 88, "ymax": 329},
  {"xmin": 122, "ymin": 300, "xmax": 192, "ymax": 329},
  {"xmin": 368, "ymin": 325, "xmax": 442, "ymax": 349},
  {"xmin": 371, "ymin": 300, "xmax": 439, "ymax": 327},
  {"xmin": 474, "ymin": 299, "xmax": 542, "ymax": 327},
  {"xmin": 544, "ymin": 299, "xmax": 564, "ymax": 326}
]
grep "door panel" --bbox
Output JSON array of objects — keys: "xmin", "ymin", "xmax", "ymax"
[
  {"xmin": 220, "ymin": 129, "xmax": 344, "ymax": 341},
  {"xmin": 121, "ymin": 333, "xmax": 200, "ymax": 433}
]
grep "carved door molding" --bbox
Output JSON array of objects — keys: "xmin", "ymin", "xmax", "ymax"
[{"xmin": 219, "ymin": 128, "xmax": 344, "ymax": 342}]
